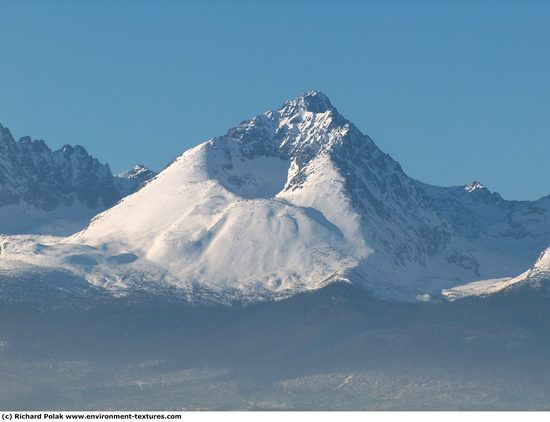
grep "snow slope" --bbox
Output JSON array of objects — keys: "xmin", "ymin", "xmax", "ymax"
[
  {"xmin": 442, "ymin": 247, "xmax": 550, "ymax": 300},
  {"xmin": 0, "ymin": 92, "xmax": 549, "ymax": 302}
]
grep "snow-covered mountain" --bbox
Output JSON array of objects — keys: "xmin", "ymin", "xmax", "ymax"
[
  {"xmin": 0, "ymin": 92, "xmax": 549, "ymax": 302},
  {"xmin": 0, "ymin": 124, "xmax": 156, "ymax": 235},
  {"xmin": 442, "ymin": 246, "xmax": 550, "ymax": 300},
  {"xmin": 115, "ymin": 165, "xmax": 158, "ymax": 196}
]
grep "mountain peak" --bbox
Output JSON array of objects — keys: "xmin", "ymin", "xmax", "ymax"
[
  {"xmin": 464, "ymin": 181, "xmax": 485, "ymax": 193},
  {"xmin": 0, "ymin": 124, "xmax": 15, "ymax": 144},
  {"xmin": 280, "ymin": 90, "xmax": 335, "ymax": 114},
  {"xmin": 118, "ymin": 164, "xmax": 156, "ymax": 180},
  {"xmin": 18, "ymin": 136, "xmax": 49, "ymax": 151},
  {"xmin": 114, "ymin": 164, "xmax": 157, "ymax": 196}
]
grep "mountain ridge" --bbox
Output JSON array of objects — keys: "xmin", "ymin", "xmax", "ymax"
[
  {"xmin": 0, "ymin": 123, "xmax": 156, "ymax": 235},
  {"xmin": 0, "ymin": 91, "xmax": 548, "ymax": 302}
]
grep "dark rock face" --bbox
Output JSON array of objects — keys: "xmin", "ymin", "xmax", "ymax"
[
  {"xmin": 0, "ymin": 124, "xmax": 120, "ymax": 211},
  {"xmin": 0, "ymin": 124, "xmax": 157, "ymax": 234}
]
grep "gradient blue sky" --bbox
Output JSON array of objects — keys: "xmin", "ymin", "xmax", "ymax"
[{"xmin": 1, "ymin": 0, "xmax": 549, "ymax": 200}]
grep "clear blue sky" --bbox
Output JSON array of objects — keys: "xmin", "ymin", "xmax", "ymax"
[{"xmin": 1, "ymin": 0, "xmax": 549, "ymax": 200}]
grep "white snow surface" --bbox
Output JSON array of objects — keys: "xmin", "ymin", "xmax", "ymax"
[
  {"xmin": 1, "ymin": 91, "xmax": 549, "ymax": 303},
  {"xmin": 0, "ymin": 202, "xmax": 102, "ymax": 236},
  {"xmin": 442, "ymin": 247, "xmax": 550, "ymax": 300},
  {"xmin": 442, "ymin": 277, "xmax": 521, "ymax": 301}
]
